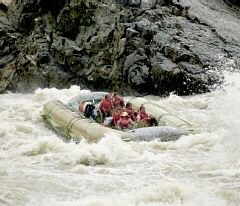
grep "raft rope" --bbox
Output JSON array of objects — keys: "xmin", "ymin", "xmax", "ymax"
[
  {"xmin": 45, "ymin": 101, "xmax": 76, "ymax": 136},
  {"xmin": 66, "ymin": 117, "xmax": 80, "ymax": 138}
]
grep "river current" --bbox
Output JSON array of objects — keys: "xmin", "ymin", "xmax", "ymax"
[{"xmin": 0, "ymin": 66, "xmax": 240, "ymax": 205}]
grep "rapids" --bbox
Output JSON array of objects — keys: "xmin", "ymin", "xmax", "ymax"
[{"xmin": 0, "ymin": 67, "xmax": 240, "ymax": 205}]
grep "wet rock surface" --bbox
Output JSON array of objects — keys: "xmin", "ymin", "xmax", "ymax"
[
  {"xmin": 225, "ymin": 0, "xmax": 240, "ymax": 7},
  {"xmin": 0, "ymin": 0, "xmax": 239, "ymax": 95}
]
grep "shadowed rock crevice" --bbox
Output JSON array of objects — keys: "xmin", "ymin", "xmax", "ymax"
[{"xmin": 224, "ymin": 0, "xmax": 240, "ymax": 7}]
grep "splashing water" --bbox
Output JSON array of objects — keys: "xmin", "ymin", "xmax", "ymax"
[{"xmin": 0, "ymin": 69, "xmax": 240, "ymax": 206}]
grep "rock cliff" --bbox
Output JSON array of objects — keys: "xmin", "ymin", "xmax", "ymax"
[{"xmin": 0, "ymin": 0, "xmax": 239, "ymax": 95}]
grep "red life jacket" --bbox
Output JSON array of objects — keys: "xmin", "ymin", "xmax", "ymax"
[
  {"xmin": 125, "ymin": 108, "xmax": 134, "ymax": 119},
  {"xmin": 113, "ymin": 96, "xmax": 124, "ymax": 108},
  {"xmin": 118, "ymin": 118, "xmax": 130, "ymax": 129},
  {"xmin": 139, "ymin": 112, "xmax": 150, "ymax": 123},
  {"xmin": 112, "ymin": 112, "xmax": 121, "ymax": 126},
  {"xmin": 99, "ymin": 98, "xmax": 112, "ymax": 113}
]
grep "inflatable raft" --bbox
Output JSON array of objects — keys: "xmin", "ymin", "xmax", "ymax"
[{"xmin": 42, "ymin": 92, "xmax": 189, "ymax": 142}]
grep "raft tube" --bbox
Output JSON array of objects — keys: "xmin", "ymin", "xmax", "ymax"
[
  {"xmin": 42, "ymin": 100, "xmax": 188, "ymax": 142},
  {"xmin": 130, "ymin": 97, "xmax": 196, "ymax": 133},
  {"xmin": 130, "ymin": 126, "xmax": 189, "ymax": 142}
]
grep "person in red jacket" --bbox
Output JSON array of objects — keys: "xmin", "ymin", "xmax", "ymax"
[
  {"xmin": 137, "ymin": 105, "xmax": 152, "ymax": 127},
  {"xmin": 98, "ymin": 94, "xmax": 113, "ymax": 120},
  {"xmin": 112, "ymin": 92, "xmax": 124, "ymax": 109},
  {"xmin": 117, "ymin": 112, "xmax": 134, "ymax": 131},
  {"xmin": 137, "ymin": 106, "xmax": 158, "ymax": 127},
  {"xmin": 112, "ymin": 107, "xmax": 122, "ymax": 127},
  {"xmin": 125, "ymin": 102, "xmax": 137, "ymax": 121}
]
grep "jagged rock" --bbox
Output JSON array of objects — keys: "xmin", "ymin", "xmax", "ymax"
[
  {"xmin": 225, "ymin": 0, "xmax": 240, "ymax": 6},
  {"xmin": 134, "ymin": 18, "xmax": 154, "ymax": 39},
  {"xmin": 128, "ymin": 0, "xmax": 141, "ymax": 7},
  {"xmin": 126, "ymin": 28, "xmax": 139, "ymax": 39},
  {"xmin": 0, "ymin": 54, "xmax": 14, "ymax": 67},
  {"xmin": 0, "ymin": 0, "xmax": 239, "ymax": 95},
  {"xmin": 8, "ymin": 3, "xmax": 40, "ymax": 33},
  {"xmin": 141, "ymin": 0, "xmax": 156, "ymax": 9},
  {"xmin": 151, "ymin": 54, "xmax": 183, "ymax": 94},
  {"xmin": 36, "ymin": 51, "xmax": 50, "ymax": 64},
  {"xmin": 129, "ymin": 64, "xmax": 149, "ymax": 86}
]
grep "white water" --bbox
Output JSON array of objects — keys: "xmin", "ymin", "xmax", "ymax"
[{"xmin": 1, "ymin": 70, "xmax": 240, "ymax": 206}]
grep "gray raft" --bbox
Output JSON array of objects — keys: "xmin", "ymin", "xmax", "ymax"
[
  {"xmin": 129, "ymin": 126, "xmax": 188, "ymax": 142},
  {"xmin": 42, "ymin": 92, "xmax": 189, "ymax": 142}
]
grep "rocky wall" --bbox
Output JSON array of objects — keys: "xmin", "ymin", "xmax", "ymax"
[{"xmin": 0, "ymin": 0, "xmax": 239, "ymax": 95}]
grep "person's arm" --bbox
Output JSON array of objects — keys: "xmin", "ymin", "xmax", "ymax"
[
  {"xmin": 146, "ymin": 113, "xmax": 151, "ymax": 120},
  {"xmin": 98, "ymin": 100, "xmax": 102, "ymax": 110},
  {"xmin": 120, "ymin": 98, "xmax": 124, "ymax": 107},
  {"xmin": 79, "ymin": 102, "xmax": 84, "ymax": 112},
  {"xmin": 116, "ymin": 120, "xmax": 121, "ymax": 130},
  {"xmin": 137, "ymin": 114, "xmax": 141, "ymax": 122},
  {"xmin": 113, "ymin": 113, "xmax": 117, "ymax": 126},
  {"xmin": 129, "ymin": 118, "xmax": 134, "ymax": 125},
  {"xmin": 99, "ymin": 100, "xmax": 107, "ymax": 113}
]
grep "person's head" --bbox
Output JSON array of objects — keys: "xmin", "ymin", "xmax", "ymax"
[
  {"xmin": 121, "ymin": 111, "xmax": 129, "ymax": 119},
  {"xmin": 113, "ymin": 92, "xmax": 119, "ymax": 97},
  {"xmin": 126, "ymin": 102, "xmax": 132, "ymax": 108},
  {"xmin": 140, "ymin": 105, "xmax": 146, "ymax": 113},
  {"xmin": 105, "ymin": 94, "xmax": 111, "ymax": 100},
  {"xmin": 126, "ymin": 102, "xmax": 132, "ymax": 109},
  {"xmin": 116, "ymin": 107, "xmax": 122, "ymax": 113}
]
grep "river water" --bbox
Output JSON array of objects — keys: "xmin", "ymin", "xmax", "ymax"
[{"xmin": 0, "ymin": 65, "xmax": 240, "ymax": 206}]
